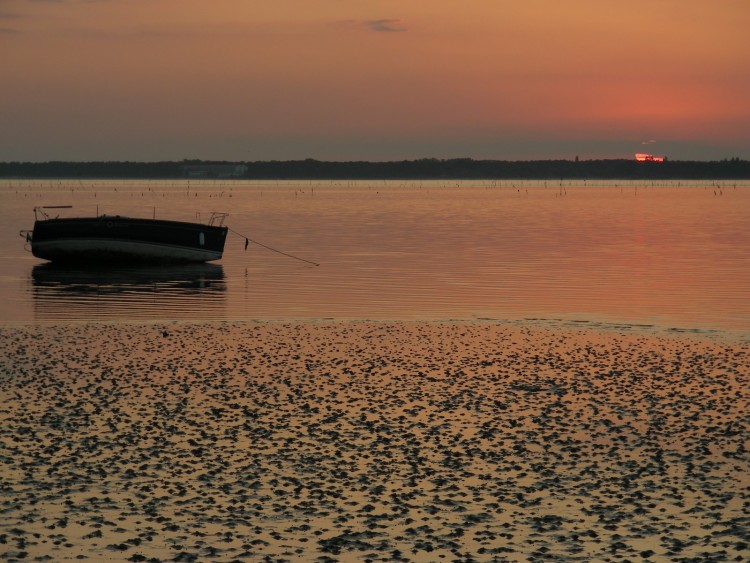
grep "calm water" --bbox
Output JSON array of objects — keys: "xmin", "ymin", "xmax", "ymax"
[{"xmin": 1, "ymin": 179, "xmax": 748, "ymax": 334}]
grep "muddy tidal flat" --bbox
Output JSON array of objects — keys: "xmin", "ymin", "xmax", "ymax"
[{"xmin": 1, "ymin": 322, "xmax": 748, "ymax": 562}]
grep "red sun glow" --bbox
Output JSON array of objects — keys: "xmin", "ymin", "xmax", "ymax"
[{"xmin": 635, "ymin": 153, "xmax": 665, "ymax": 162}]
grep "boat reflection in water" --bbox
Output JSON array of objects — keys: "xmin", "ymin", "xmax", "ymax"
[{"xmin": 30, "ymin": 262, "xmax": 226, "ymax": 321}]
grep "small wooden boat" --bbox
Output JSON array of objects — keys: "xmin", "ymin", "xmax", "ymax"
[{"xmin": 21, "ymin": 206, "xmax": 229, "ymax": 263}]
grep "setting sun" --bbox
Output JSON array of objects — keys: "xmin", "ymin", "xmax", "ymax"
[{"xmin": 635, "ymin": 153, "xmax": 665, "ymax": 162}]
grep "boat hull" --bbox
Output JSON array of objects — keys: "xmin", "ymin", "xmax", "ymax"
[{"xmin": 30, "ymin": 216, "xmax": 228, "ymax": 263}]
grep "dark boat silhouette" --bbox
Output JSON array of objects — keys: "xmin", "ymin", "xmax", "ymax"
[{"xmin": 21, "ymin": 206, "xmax": 228, "ymax": 263}]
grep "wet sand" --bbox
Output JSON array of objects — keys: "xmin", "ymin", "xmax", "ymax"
[{"xmin": 1, "ymin": 321, "xmax": 748, "ymax": 562}]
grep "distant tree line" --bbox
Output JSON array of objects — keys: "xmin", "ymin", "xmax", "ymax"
[{"xmin": 1, "ymin": 157, "xmax": 749, "ymax": 180}]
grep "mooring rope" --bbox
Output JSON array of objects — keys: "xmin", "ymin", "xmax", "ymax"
[{"xmin": 228, "ymin": 227, "xmax": 320, "ymax": 267}]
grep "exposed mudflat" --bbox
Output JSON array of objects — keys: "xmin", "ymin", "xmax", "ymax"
[{"xmin": 1, "ymin": 322, "xmax": 748, "ymax": 561}]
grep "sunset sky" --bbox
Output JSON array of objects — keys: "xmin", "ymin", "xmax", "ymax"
[{"xmin": 1, "ymin": 0, "xmax": 748, "ymax": 162}]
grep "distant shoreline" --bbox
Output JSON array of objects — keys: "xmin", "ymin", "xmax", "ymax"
[{"xmin": 1, "ymin": 158, "xmax": 749, "ymax": 180}]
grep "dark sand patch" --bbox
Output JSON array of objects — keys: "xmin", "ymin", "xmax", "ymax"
[{"xmin": 1, "ymin": 322, "xmax": 748, "ymax": 561}]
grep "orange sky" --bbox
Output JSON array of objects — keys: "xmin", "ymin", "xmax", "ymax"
[{"xmin": 1, "ymin": 0, "xmax": 748, "ymax": 161}]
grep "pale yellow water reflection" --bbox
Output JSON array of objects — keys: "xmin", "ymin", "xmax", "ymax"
[{"xmin": 1, "ymin": 179, "xmax": 748, "ymax": 332}]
